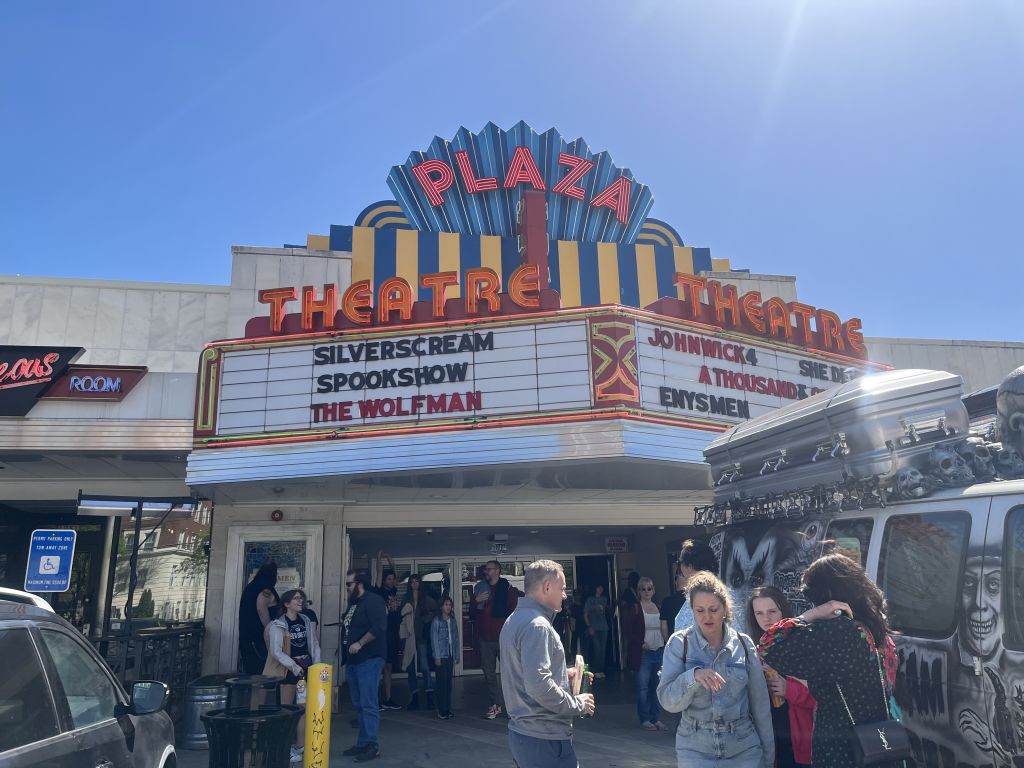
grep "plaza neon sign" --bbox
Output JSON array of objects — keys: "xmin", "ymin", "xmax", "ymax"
[
  {"xmin": 386, "ymin": 122, "xmax": 654, "ymax": 243},
  {"xmin": 412, "ymin": 147, "xmax": 634, "ymax": 224}
]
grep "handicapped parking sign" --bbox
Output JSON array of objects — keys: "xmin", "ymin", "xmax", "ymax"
[{"xmin": 24, "ymin": 529, "xmax": 76, "ymax": 592}]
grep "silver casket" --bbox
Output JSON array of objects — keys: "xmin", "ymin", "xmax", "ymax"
[{"xmin": 704, "ymin": 369, "xmax": 970, "ymax": 503}]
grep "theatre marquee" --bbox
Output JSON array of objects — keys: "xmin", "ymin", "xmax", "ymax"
[{"xmin": 193, "ymin": 307, "xmax": 883, "ymax": 448}]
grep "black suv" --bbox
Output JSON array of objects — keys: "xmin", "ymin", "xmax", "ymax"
[{"xmin": 0, "ymin": 596, "xmax": 176, "ymax": 768}]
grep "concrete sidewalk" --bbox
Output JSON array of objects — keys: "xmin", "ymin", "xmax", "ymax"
[{"xmin": 177, "ymin": 673, "xmax": 678, "ymax": 767}]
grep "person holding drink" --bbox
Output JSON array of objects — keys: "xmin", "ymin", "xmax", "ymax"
[
  {"xmin": 746, "ymin": 587, "xmax": 815, "ymax": 768},
  {"xmin": 264, "ymin": 589, "xmax": 321, "ymax": 764},
  {"xmin": 501, "ymin": 560, "xmax": 595, "ymax": 768}
]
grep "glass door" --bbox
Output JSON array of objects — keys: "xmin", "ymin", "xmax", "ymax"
[
  {"xmin": 409, "ymin": 560, "xmax": 456, "ymax": 671},
  {"xmin": 221, "ymin": 524, "xmax": 323, "ymax": 673}
]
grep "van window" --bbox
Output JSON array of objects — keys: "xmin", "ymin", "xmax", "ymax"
[
  {"xmin": 0, "ymin": 628, "xmax": 60, "ymax": 752},
  {"xmin": 1005, "ymin": 506, "xmax": 1024, "ymax": 651},
  {"xmin": 878, "ymin": 511, "xmax": 971, "ymax": 637},
  {"xmin": 825, "ymin": 518, "xmax": 873, "ymax": 566}
]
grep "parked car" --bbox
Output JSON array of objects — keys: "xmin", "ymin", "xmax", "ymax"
[{"xmin": 0, "ymin": 592, "xmax": 176, "ymax": 768}]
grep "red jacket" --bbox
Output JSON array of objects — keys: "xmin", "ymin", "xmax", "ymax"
[
  {"xmin": 784, "ymin": 677, "xmax": 816, "ymax": 766},
  {"xmin": 621, "ymin": 603, "xmax": 646, "ymax": 672},
  {"xmin": 471, "ymin": 578, "xmax": 520, "ymax": 642}
]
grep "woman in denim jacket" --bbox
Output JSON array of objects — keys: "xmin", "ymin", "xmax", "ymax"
[
  {"xmin": 658, "ymin": 572, "xmax": 774, "ymax": 767},
  {"xmin": 430, "ymin": 595, "xmax": 460, "ymax": 720}
]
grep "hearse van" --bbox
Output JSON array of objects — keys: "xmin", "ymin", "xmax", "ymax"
[{"xmin": 697, "ymin": 366, "xmax": 1024, "ymax": 768}]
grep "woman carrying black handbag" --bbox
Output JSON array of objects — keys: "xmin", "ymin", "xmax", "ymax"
[{"xmin": 759, "ymin": 553, "xmax": 914, "ymax": 768}]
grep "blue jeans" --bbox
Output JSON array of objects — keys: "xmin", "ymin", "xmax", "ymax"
[
  {"xmin": 588, "ymin": 630, "xmax": 608, "ymax": 673},
  {"xmin": 347, "ymin": 656, "xmax": 384, "ymax": 748},
  {"xmin": 405, "ymin": 641, "xmax": 434, "ymax": 692},
  {"xmin": 636, "ymin": 647, "xmax": 663, "ymax": 724},
  {"xmin": 508, "ymin": 730, "xmax": 578, "ymax": 768},
  {"xmin": 675, "ymin": 714, "xmax": 763, "ymax": 766}
]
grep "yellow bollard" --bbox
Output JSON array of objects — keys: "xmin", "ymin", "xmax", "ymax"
[{"xmin": 304, "ymin": 663, "xmax": 332, "ymax": 768}]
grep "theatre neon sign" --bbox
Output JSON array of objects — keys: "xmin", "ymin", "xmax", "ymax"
[{"xmin": 255, "ymin": 271, "xmax": 864, "ymax": 357}]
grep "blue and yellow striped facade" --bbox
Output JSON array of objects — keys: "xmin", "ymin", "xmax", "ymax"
[{"xmin": 325, "ymin": 225, "xmax": 730, "ymax": 310}]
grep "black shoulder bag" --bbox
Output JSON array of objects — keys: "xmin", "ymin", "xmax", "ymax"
[{"xmin": 836, "ymin": 647, "xmax": 913, "ymax": 765}]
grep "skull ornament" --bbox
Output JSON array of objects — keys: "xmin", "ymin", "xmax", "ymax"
[
  {"xmin": 929, "ymin": 446, "xmax": 976, "ymax": 487},
  {"xmin": 895, "ymin": 466, "xmax": 933, "ymax": 499},
  {"xmin": 993, "ymin": 443, "xmax": 1024, "ymax": 479},
  {"xmin": 956, "ymin": 437, "xmax": 996, "ymax": 482},
  {"xmin": 996, "ymin": 365, "xmax": 1024, "ymax": 458}
]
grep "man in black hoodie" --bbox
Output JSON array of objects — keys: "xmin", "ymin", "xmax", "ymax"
[
  {"xmin": 238, "ymin": 562, "xmax": 279, "ymax": 674},
  {"xmin": 341, "ymin": 570, "xmax": 388, "ymax": 762}
]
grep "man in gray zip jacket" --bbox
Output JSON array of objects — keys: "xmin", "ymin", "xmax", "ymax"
[{"xmin": 500, "ymin": 560, "xmax": 596, "ymax": 768}]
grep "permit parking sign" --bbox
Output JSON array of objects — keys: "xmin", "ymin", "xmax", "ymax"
[{"xmin": 24, "ymin": 529, "xmax": 76, "ymax": 592}]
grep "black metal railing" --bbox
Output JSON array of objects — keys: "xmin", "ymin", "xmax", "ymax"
[{"xmin": 90, "ymin": 621, "xmax": 205, "ymax": 720}]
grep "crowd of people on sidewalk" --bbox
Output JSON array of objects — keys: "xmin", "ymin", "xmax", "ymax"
[{"xmin": 238, "ymin": 544, "xmax": 911, "ymax": 767}]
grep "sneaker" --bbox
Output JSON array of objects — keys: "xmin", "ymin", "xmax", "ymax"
[
  {"xmin": 446, "ymin": 711, "xmax": 455, "ymax": 720},
  {"xmin": 654, "ymin": 721, "xmax": 667, "ymax": 731},
  {"xmin": 485, "ymin": 704, "xmax": 501, "ymax": 719},
  {"xmin": 289, "ymin": 745, "xmax": 304, "ymax": 763},
  {"xmin": 342, "ymin": 744, "xmax": 364, "ymax": 756},
  {"xmin": 641, "ymin": 720, "xmax": 657, "ymax": 730},
  {"xmin": 354, "ymin": 744, "xmax": 380, "ymax": 762},
  {"xmin": 437, "ymin": 711, "xmax": 448, "ymax": 720},
  {"xmin": 381, "ymin": 698, "xmax": 401, "ymax": 711}
]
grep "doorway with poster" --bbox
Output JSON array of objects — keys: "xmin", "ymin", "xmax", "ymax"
[{"xmin": 221, "ymin": 524, "xmax": 324, "ymax": 674}]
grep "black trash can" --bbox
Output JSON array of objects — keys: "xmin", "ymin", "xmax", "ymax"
[
  {"xmin": 201, "ymin": 705, "xmax": 303, "ymax": 768},
  {"xmin": 226, "ymin": 675, "xmax": 282, "ymax": 710}
]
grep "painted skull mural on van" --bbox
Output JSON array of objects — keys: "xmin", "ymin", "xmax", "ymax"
[
  {"xmin": 709, "ymin": 519, "xmax": 830, "ymax": 632},
  {"xmin": 959, "ymin": 556, "xmax": 1003, "ymax": 661}
]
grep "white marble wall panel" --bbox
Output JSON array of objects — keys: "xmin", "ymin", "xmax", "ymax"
[
  {"xmin": 10, "ymin": 283, "xmax": 44, "ymax": 343},
  {"xmin": 176, "ymin": 291, "xmax": 208, "ymax": 350},
  {"xmin": 64, "ymin": 286, "xmax": 101, "ymax": 346},
  {"xmin": 121, "ymin": 290, "xmax": 155, "ymax": 351},
  {"xmin": 93, "ymin": 288, "xmax": 128, "ymax": 348},
  {"xmin": 0, "ymin": 283, "xmax": 16, "ymax": 341}
]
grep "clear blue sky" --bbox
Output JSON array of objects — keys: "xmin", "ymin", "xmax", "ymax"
[{"xmin": 2, "ymin": 2, "xmax": 1022, "ymax": 342}]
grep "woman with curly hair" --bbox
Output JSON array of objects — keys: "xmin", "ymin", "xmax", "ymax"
[
  {"xmin": 759, "ymin": 553, "xmax": 906, "ymax": 768},
  {"xmin": 658, "ymin": 571, "xmax": 774, "ymax": 767}
]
